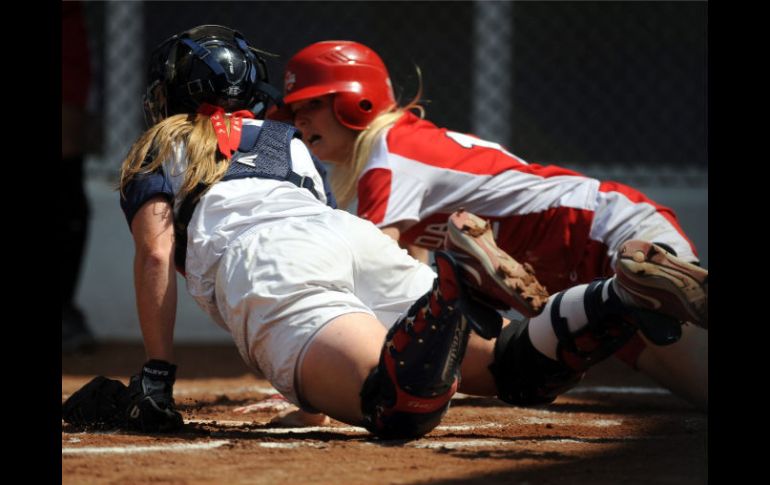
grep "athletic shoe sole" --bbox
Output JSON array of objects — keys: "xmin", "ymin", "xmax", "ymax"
[
  {"xmin": 444, "ymin": 210, "xmax": 549, "ymax": 316},
  {"xmin": 615, "ymin": 240, "xmax": 708, "ymax": 328}
]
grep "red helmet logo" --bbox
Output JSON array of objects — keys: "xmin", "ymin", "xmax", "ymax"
[{"xmin": 284, "ymin": 70, "xmax": 296, "ymax": 93}]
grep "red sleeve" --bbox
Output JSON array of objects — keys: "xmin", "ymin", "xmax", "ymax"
[{"xmin": 357, "ymin": 168, "xmax": 392, "ymax": 225}]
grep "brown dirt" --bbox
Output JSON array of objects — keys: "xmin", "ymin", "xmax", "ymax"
[{"xmin": 62, "ymin": 342, "xmax": 707, "ymax": 484}]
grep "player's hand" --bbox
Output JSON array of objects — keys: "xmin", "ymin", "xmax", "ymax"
[{"xmin": 125, "ymin": 360, "xmax": 184, "ymax": 433}]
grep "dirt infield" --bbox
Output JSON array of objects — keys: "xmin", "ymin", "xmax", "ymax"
[{"xmin": 62, "ymin": 343, "xmax": 707, "ymax": 484}]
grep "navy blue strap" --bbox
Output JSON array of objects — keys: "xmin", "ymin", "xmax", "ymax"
[
  {"xmin": 173, "ymin": 183, "xmax": 207, "ymax": 272},
  {"xmin": 179, "ymin": 37, "xmax": 227, "ymax": 92},
  {"xmin": 551, "ymin": 291, "xmax": 575, "ymax": 353},
  {"xmin": 232, "ymin": 35, "xmax": 250, "ymax": 55},
  {"xmin": 254, "ymin": 80, "xmax": 284, "ymax": 107},
  {"xmin": 232, "ymin": 35, "xmax": 284, "ymax": 107},
  {"xmin": 583, "ymin": 279, "xmax": 609, "ymax": 324},
  {"xmin": 251, "ymin": 121, "xmax": 296, "ymax": 179},
  {"xmin": 237, "ymin": 122, "xmax": 260, "ymax": 152},
  {"xmin": 286, "ymin": 171, "xmax": 318, "ymax": 197}
]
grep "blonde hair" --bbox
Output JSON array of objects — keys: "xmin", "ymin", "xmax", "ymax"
[
  {"xmin": 119, "ymin": 113, "xmax": 231, "ymax": 201},
  {"xmin": 331, "ymin": 71, "xmax": 425, "ymax": 209}
]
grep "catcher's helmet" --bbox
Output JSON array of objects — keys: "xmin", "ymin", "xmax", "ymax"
[
  {"xmin": 280, "ymin": 41, "xmax": 396, "ymax": 130},
  {"xmin": 143, "ymin": 24, "xmax": 282, "ymax": 126}
]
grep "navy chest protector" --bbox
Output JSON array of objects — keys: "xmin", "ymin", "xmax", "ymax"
[{"xmin": 173, "ymin": 121, "xmax": 321, "ymax": 272}]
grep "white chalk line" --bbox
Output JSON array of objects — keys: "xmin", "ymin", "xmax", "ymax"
[
  {"xmin": 174, "ymin": 385, "xmax": 278, "ymax": 397},
  {"xmin": 185, "ymin": 417, "xmax": 622, "ymax": 431},
  {"xmin": 61, "ymin": 423, "xmax": 509, "ymax": 455},
  {"xmin": 566, "ymin": 386, "xmax": 670, "ymax": 395},
  {"xmin": 62, "ymin": 418, "xmax": 659, "ymax": 454},
  {"xmin": 411, "ymin": 439, "xmax": 511, "ymax": 449},
  {"xmin": 183, "ymin": 421, "xmax": 503, "ymax": 433},
  {"xmin": 63, "ymin": 434, "xmax": 660, "ymax": 454},
  {"xmin": 62, "ymin": 386, "xmax": 279, "ymax": 401},
  {"xmin": 61, "ymin": 417, "xmax": 616, "ymax": 438},
  {"xmin": 62, "ymin": 440, "xmax": 230, "ymax": 455},
  {"xmin": 184, "ymin": 420, "xmax": 364, "ymax": 433},
  {"xmin": 411, "ymin": 434, "xmax": 664, "ymax": 449},
  {"xmin": 257, "ymin": 441, "xmax": 328, "ymax": 449},
  {"xmin": 518, "ymin": 416, "xmax": 622, "ymax": 427},
  {"xmin": 249, "ymin": 435, "xmax": 661, "ymax": 450},
  {"xmin": 62, "ymin": 385, "xmax": 667, "ymax": 455},
  {"xmin": 173, "ymin": 386, "xmax": 670, "ymax": 399}
]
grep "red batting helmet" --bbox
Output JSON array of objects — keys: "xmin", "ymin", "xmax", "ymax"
[{"xmin": 280, "ymin": 41, "xmax": 396, "ymax": 130}]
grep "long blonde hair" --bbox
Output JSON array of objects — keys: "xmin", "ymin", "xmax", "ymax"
[
  {"xmin": 331, "ymin": 72, "xmax": 425, "ymax": 209},
  {"xmin": 119, "ymin": 113, "xmax": 231, "ymax": 201}
]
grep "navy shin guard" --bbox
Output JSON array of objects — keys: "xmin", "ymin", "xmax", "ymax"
[
  {"xmin": 490, "ymin": 280, "xmax": 642, "ymax": 406},
  {"xmin": 360, "ymin": 252, "xmax": 471, "ymax": 439},
  {"xmin": 489, "ymin": 319, "xmax": 583, "ymax": 406},
  {"xmin": 556, "ymin": 280, "xmax": 639, "ymax": 372}
]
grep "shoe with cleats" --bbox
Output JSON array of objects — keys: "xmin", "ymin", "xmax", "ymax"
[
  {"xmin": 443, "ymin": 209, "xmax": 549, "ymax": 317},
  {"xmin": 614, "ymin": 240, "xmax": 708, "ymax": 329}
]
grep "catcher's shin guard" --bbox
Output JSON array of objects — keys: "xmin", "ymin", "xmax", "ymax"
[
  {"xmin": 489, "ymin": 280, "xmax": 645, "ymax": 406},
  {"xmin": 489, "ymin": 319, "xmax": 584, "ymax": 406},
  {"xmin": 360, "ymin": 251, "xmax": 477, "ymax": 439},
  {"xmin": 552, "ymin": 280, "xmax": 640, "ymax": 372}
]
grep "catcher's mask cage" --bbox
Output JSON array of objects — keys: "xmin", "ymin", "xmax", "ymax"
[
  {"xmin": 275, "ymin": 40, "xmax": 396, "ymax": 130},
  {"xmin": 143, "ymin": 24, "xmax": 283, "ymax": 126}
]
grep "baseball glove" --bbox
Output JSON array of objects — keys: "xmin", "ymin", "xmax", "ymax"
[{"xmin": 62, "ymin": 376, "xmax": 131, "ymax": 430}]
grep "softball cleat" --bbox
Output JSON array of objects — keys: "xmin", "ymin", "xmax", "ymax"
[
  {"xmin": 444, "ymin": 209, "xmax": 549, "ymax": 317},
  {"xmin": 615, "ymin": 240, "xmax": 708, "ymax": 329}
]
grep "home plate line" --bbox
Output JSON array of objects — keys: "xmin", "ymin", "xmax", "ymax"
[
  {"xmin": 174, "ymin": 385, "xmax": 279, "ymax": 397},
  {"xmin": 409, "ymin": 435, "xmax": 661, "ymax": 449},
  {"xmin": 245, "ymin": 435, "xmax": 662, "ymax": 450},
  {"xmin": 62, "ymin": 440, "xmax": 230, "ymax": 455},
  {"xmin": 184, "ymin": 420, "xmax": 504, "ymax": 433},
  {"xmin": 566, "ymin": 386, "xmax": 671, "ymax": 395},
  {"xmin": 62, "ymin": 434, "xmax": 663, "ymax": 454}
]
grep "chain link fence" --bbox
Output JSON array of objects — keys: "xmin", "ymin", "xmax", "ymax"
[{"xmin": 82, "ymin": 1, "xmax": 706, "ymax": 186}]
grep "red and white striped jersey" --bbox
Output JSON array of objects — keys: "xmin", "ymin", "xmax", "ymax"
[{"xmin": 356, "ymin": 112, "xmax": 698, "ymax": 293}]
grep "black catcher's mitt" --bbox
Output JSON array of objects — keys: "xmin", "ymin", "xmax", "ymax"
[{"xmin": 62, "ymin": 376, "xmax": 131, "ymax": 430}]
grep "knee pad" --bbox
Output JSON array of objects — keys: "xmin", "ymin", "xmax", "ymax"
[
  {"xmin": 360, "ymin": 253, "xmax": 471, "ymax": 439},
  {"xmin": 360, "ymin": 364, "xmax": 456, "ymax": 440},
  {"xmin": 552, "ymin": 280, "xmax": 638, "ymax": 372},
  {"xmin": 515, "ymin": 279, "xmax": 645, "ymax": 373},
  {"xmin": 489, "ymin": 319, "xmax": 583, "ymax": 407}
]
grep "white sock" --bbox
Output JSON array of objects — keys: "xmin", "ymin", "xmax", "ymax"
[{"xmin": 528, "ymin": 284, "xmax": 591, "ymax": 360}]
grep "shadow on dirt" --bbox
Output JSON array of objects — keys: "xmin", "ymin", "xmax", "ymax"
[{"xmin": 400, "ymin": 427, "xmax": 708, "ymax": 485}]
